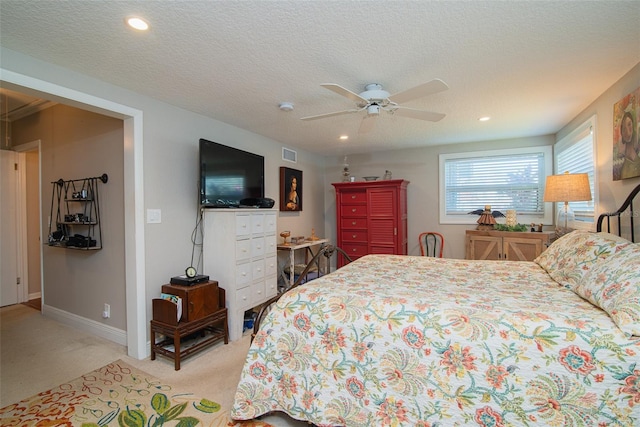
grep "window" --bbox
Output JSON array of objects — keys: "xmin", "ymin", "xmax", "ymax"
[
  {"xmin": 440, "ymin": 146, "xmax": 553, "ymax": 224},
  {"xmin": 554, "ymin": 115, "xmax": 596, "ymax": 229}
]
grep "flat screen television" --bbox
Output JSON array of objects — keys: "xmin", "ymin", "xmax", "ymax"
[{"xmin": 199, "ymin": 138, "xmax": 264, "ymax": 208}]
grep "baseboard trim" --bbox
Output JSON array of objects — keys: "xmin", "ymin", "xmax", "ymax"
[
  {"xmin": 42, "ymin": 304, "xmax": 127, "ymax": 346},
  {"xmin": 28, "ymin": 292, "xmax": 42, "ymax": 301}
]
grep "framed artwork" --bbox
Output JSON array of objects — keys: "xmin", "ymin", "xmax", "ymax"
[
  {"xmin": 613, "ymin": 86, "xmax": 640, "ymax": 181},
  {"xmin": 280, "ymin": 167, "xmax": 302, "ymax": 211}
]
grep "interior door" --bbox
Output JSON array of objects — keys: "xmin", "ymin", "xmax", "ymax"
[{"xmin": 1, "ymin": 150, "xmax": 19, "ymax": 306}]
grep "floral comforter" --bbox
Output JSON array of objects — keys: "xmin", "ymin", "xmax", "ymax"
[{"xmin": 232, "ymin": 255, "xmax": 640, "ymax": 426}]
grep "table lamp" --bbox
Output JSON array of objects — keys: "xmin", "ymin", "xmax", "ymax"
[{"xmin": 543, "ymin": 172, "xmax": 592, "ymax": 236}]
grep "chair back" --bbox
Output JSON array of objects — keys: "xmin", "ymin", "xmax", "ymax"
[{"xmin": 418, "ymin": 232, "xmax": 444, "ymax": 257}]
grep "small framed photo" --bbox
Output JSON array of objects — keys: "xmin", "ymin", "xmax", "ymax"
[{"xmin": 280, "ymin": 167, "xmax": 302, "ymax": 211}]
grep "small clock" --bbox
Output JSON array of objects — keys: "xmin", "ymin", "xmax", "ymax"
[{"xmin": 185, "ymin": 266, "xmax": 197, "ymax": 278}]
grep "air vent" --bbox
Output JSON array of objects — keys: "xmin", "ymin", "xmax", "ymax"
[{"xmin": 282, "ymin": 147, "xmax": 297, "ymax": 163}]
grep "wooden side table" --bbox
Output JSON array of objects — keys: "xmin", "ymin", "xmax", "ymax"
[{"xmin": 150, "ymin": 285, "xmax": 228, "ymax": 370}]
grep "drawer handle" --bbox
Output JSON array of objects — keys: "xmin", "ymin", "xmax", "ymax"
[
  {"xmin": 242, "ymin": 295, "xmax": 247, "ymax": 301},
  {"xmin": 241, "ymin": 272, "xmax": 247, "ymax": 276},
  {"xmin": 351, "ymin": 195, "xmax": 356, "ymax": 199},
  {"xmin": 352, "ymin": 221, "xmax": 356, "ymax": 225},
  {"xmin": 257, "ymin": 267, "xmax": 262, "ymax": 272},
  {"xmin": 352, "ymin": 208, "xmax": 356, "ymax": 212},
  {"xmin": 352, "ymin": 248, "xmax": 357, "ymax": 252},
  {"xmin": 352, "ymin": 234, "xmax": 357, "ymax": 238}
]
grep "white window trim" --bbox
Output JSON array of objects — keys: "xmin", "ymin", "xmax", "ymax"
[
  {"xmin": 439, "ymin": 146, "xmax": 553, "ymax": 225},
  {"xmin": 554, "ymin": 114, "xmax": 597, "ymax": 231}
]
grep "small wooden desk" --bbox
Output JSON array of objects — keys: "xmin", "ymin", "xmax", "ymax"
[{"xmin": 277, "ymin": 238, "xmax": 329, "ymax": 288}]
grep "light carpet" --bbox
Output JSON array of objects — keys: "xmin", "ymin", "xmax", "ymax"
[{"xmin": 0, "ymin": 359, "xmax": 273, "ymax": 427}]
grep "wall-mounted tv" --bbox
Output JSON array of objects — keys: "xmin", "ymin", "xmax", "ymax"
[{"xmin": 199, "ymin": 138, "xmax": 265, "ymax": 208}]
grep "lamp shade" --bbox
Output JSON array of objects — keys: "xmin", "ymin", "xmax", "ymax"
[{"xmin": 543, "ymin": 172, "xmax": 592, "ymax": 202}]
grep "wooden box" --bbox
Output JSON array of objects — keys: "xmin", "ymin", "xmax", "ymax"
[{"xmin": 157, "ymin": 281, "xmax": 220, "ymax": 323}]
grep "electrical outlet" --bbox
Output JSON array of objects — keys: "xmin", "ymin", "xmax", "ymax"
[{"xmin": 103, "ymin": 303, "xmax": 110, "ymax": 319}]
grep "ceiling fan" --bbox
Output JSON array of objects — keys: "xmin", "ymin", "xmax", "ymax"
[{"xmin": 301, "ymin": 79, "xmax": 448, "ymax": 133}]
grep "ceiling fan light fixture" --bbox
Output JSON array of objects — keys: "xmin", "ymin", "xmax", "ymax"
[{"xmin": 367, "ymin": 105, "xmax": 380, "ymax": 116}]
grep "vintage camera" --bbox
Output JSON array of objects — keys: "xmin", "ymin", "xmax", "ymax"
[{"xmin": 72, "ymin": 189, "xmax": 88, "ymax": 199}]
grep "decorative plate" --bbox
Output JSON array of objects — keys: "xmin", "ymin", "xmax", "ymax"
[{"xmin": 363, "ymin": 176, "xmax": 379, "ymax": 181}]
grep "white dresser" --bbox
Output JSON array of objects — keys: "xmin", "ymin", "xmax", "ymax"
[{"xmin": 202, "ymin": 209, "xmax": 278, "ymax": 341}]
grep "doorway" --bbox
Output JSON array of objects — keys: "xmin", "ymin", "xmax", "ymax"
[{"xmin": 1, "ymin": 70, "xmax": 146, "ymax": 359}]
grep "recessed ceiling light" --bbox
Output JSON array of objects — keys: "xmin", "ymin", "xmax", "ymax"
[
  {"xmin": 126, "ymin": 16, "xmax": 149, "ymax": 31},
  {"xmin": 339, "ymin": 135, "xmax": 349, "ymax": 141},
  {"xmin": 478, "ymin": 116, "xmax": 491, "ymax": 122}
]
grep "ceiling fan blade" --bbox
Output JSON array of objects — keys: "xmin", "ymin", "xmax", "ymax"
[
  {"xmin": 300, "ymin": 108, "xmax": 362, "ymax": 121},
  {"xmin": 358, "ymin": 115, "xmax": 376, "ymax": 134},
  {"xmin": 388, "ymin": 79, "xmax": 449, "ymax": 104},
  {"xmin": 321, "ymin": 83, "xmax": 369, "ymax": 104},
  {"xmin": 393, "ymin": 106, "xmax": 446, "ymax": 122}
]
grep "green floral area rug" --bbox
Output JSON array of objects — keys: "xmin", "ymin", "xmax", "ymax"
[{"xmin": 0, "ymin": 359, "xmax": 273, "ymax": 427}]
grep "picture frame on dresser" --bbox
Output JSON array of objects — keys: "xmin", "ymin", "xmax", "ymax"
[{"xmin": 280, "ymin": 167, "xmax": 302, "ymax": 211}]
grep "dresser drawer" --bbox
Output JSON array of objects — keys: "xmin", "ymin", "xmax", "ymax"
[
  {"xmin": 341, "ymin": 230, "xmax": 367, "ymax": 243},
  {"xmin": 340, "ymin": 191, "xmax": 367, "ymax": 205},
  {"xmin": 264, "ymin": 213, "xmax": 277, "ymax": 234},
  {"xmin": 342, "ymin": 218, "xmax": 367, "ymax": 230},
  {"xmin": 236, "ymin": 286, "xmax": 252, "ymax": 310},
  {"xmin": 236, "ymin": 262, "xmax": 252, "ymax": 286},
  {"xmin": 340, "ymin": 205, "xmax": 368, "ymax": 217},
  {"xmin": 235, "ymin": 214, "xmax": 251, "ymax": 237},
  {"xmin": 251, "ymin": 214, "xmax": 264, "ymax": 234},
  {"xmin": 236, "ymin": 238, "xmax": 251, "ymax": 261},
  {"xmin": 342, "ymin": 243, "xmax": 368, "ymax": 258},
  {"xmin": 252, "ymin": 259, "xmax": 265, "ymax": 280},
  {"xmin": 265, "ymin": 255, "xmax": 277, "ymax": 277},
  {"xmin": 251, "ymin": 237, "xmax": 265, "ymax": 257}
]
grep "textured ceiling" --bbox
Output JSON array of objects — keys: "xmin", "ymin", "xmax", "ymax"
[{"xmin": 1, "ymin": 1, "xmax": 639, "ymax": 156}]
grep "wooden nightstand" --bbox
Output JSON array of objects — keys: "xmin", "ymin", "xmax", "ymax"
[{"xmin": 150, "ymin": 282, "xmax": 228, "ymax": 370}]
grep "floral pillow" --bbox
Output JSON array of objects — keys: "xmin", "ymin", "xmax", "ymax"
[
  {"xmin": 575, "ymin": 244, "xmax": 640, "ymax": 337},
  {"xmin": 534, "ymin": 230, "xmax": 631, "ymax": 289}
]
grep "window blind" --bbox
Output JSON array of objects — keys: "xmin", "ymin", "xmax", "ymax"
[
  {"xmin": 556, "ymin": 120, "xmax": 595, "ymax": 222},
  {"xmin": 444, "ymin": 152, "xmax": 545, "ymax": 216}
]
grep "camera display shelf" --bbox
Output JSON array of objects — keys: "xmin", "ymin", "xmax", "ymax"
[{"xmin": 47, "ymin": 174, "xmax": 108, "ymax": 250}]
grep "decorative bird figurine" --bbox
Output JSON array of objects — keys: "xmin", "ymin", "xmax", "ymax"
[
  {"xmin": 468, "ymin": 208, "xmax": 505, "ymax": 218},
  {"xmin": 469, "ymin": 205, "xmax": 504, "ymax": 230}
]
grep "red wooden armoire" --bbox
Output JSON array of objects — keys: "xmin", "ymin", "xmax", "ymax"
[{"xmin": 333, "ymin": 179, "xmax": 409, "ymax": 266}]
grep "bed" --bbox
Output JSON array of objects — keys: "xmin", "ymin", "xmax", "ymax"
[{"xmin": 232, "ymin": 186, "xmax": 640, "ymax": 426}]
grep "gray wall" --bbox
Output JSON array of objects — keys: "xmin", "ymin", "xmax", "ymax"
[
  {"xmin": 12, "ymin": 104, "xmax": 127, "ymax": 329},
  {"xmin": 324, "ymin": 135, "xmax": 554, "ymax": 260}
]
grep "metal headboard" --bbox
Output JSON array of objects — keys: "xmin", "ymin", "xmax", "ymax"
[{"xmin": 596, "ymin": 183, "xmax": 640, "ymax": 243}]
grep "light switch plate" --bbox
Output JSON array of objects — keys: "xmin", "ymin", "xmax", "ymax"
[{"xmin": 147, "ymin": 209, "xmax": 161, "ymax": 224}]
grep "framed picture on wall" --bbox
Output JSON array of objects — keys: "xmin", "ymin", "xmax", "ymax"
[
  {"xmin": 280, "ymin": 167, "xmax": 302, "ymax": 211},
  {"xmin": 613, "ymin": 86, "xmax": 640, "ymax": 181}
]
